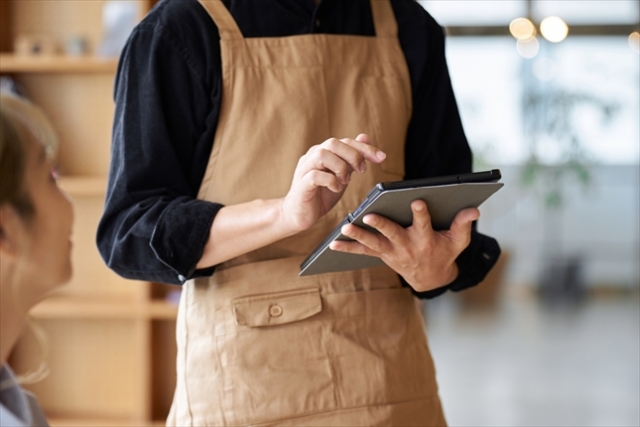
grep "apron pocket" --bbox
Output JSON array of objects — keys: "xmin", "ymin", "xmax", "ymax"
[
  {"xmin": 232, "ymin": 287, "xmax": 322, "ymax": 327},
  {"xmin": 363, "ymin": 76, "xmax": 411, "ymax": 178}
]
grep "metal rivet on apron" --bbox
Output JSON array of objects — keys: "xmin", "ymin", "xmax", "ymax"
[
  {"xmin": 269, "ymin": 304, "xmax": 284, "ymax": 317},
  {"xmin": 315, "ymin": 19, "xmax": 321, "ymax": 28}
]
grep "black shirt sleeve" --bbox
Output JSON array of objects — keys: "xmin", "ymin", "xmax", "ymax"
[
  {"xmin": 395, "ymin": 1, "xmax": 501, "ymax": 299},
  {"xmin": 96, "ymin": 4, "xmax": 224, "ymax": 285}
]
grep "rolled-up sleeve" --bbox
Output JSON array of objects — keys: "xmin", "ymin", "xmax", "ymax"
[{"xmin": 97, "ymin": 22, "xmax": 222, "ymax": 285}]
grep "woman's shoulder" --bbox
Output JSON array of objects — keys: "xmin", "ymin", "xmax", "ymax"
[{"xmin": 0, "ymin": 365, "xmax": 48, "ymax": 427}]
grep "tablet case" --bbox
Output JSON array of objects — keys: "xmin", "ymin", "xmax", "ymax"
[{"xmin": 299, "ymin": 181, "xmax": 503, "ymax": 276}]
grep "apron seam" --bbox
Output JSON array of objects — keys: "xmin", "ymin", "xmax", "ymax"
[
  {"xmin": 212, "ymin": 310, "xmax": 415, "ymax": 340},
  {"xmin": 197, "ymin": 73, "xmax": 229, "ymax": 201},
  {"xmin": 214, "ymin": 327, "xmax": 230, "ymax": 426},
  {"xmin": 226, "ymin": 34, "xmax": 382, "ymax": 47},
  {"xmin": 218, "ymin": 64, "xmax": 380, "ymax": 70},
  {"xmin": 183, "ymin": 282, "xmax": 195, "ymax": 426},
  {"xmin": 320, "ymin": 325, "xmax": 340, "ymax": 410},
  {"xmin": 245, "ymin": 396, "xmax": 442, "ymax": 427},
  {"xmin": 319, "ymin": 65, "xmax": 332, "ymax": 141}
]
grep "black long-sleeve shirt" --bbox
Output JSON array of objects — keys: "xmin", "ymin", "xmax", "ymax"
[{"xmin": 97, "ymin": 0, "xmax": 500, "ymax": 298}]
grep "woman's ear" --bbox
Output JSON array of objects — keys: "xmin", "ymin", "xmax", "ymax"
[{"xmin": 0, "ymin": 205, "xmax": 23, "ymax": 259}]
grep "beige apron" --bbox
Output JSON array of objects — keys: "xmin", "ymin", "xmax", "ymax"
[{"xmin": 168, "ymin": 1, "xmax": 447, "ymax": 425}]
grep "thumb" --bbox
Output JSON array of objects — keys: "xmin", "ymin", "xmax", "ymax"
[{"xmin": 449, "ymin": 207, "xmax": 480, "ymax": 247}]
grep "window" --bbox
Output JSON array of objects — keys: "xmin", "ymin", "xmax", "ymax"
[{"xmin": 445, "ymin": 36, "xmax": 639, "ymax": 165}]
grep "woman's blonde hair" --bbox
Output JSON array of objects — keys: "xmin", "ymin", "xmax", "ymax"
[
  {"xmin": 0, "ymin": 92, "xmax": 58, "ymax": 218},
  {"xmin": 0, "ymin": 92, "xmax": 58, "ymax": 388}
]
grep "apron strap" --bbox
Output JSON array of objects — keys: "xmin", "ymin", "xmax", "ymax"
[
  {"xmin": 198, "ymin": 0, "xmax": 243, "ymax": 41},
  {"xmin": 370, "ymin": 0, "xmax": 398, "ymax": 38}
]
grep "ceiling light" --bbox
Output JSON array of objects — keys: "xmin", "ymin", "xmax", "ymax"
[
  {"xmin": 510, "ymin": 18, "xmax": 536, "ymax": 40},
  {"xmin": 629, "ymin": 31, "xmax": 640, "ymax": 54},
  {"xmin": 540, "ymin": 16, "xmax": 569, "ymax": 43}
]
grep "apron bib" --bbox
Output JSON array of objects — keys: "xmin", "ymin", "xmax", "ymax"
[{"xmin": 168, "ymin": 1, "xmax": 447, "ymax": 425}]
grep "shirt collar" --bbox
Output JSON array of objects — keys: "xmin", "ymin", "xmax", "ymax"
[{"xmin": 1, "ymin": 365, "xmax": 33, "ymax": 426}]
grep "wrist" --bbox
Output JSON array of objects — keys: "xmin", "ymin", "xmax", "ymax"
[
  {"xmin": 275, "ymin": 197, "xmax": 302, "ymax": 237},
  {"xmin": 443, "ymin": 262, "xmax": 459, "ymax": 286},
  {"xmin": 408, "ymin": 261, "xmax": 459, "ymax": 293}
]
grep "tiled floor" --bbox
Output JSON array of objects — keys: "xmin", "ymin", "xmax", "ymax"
[{"xmin": 422, "ymin": 292, "xmax": 640, "ymax": 426}]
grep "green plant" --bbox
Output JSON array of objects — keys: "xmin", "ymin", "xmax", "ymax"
[{"xmin": 520, "ymin": 85, "xmax": 619, "ymax": 209}]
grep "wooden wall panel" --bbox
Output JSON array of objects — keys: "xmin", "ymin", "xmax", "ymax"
[
  {"xmin": 11, "ymin": 319, "xmax": 146, "ymax": 420},
  {"xmin": 151, "ymin": 320, "xmax": 177, "ymax": 421},
  {"xmin": 16, "ymin": 74, "xmax": 115, "ymax": 176},
  {"xmin": 0, "ymin": 0, "xmax": 12, "ymax": 52},
  {"xmin": 58, "ymin": 195, "xmax": 141, "ymax": 300},
  {"xmin": 11, "ymin": 1, "xmax": 145, "ymax": 55},
  {"xmin": 4, "ymin": 2, "xmax": 177, "ymax": 424},
  {"xmin": 131, "ymin": 320, "xmax": 152, "ymax": 422}
]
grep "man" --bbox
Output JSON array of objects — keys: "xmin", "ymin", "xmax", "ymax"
[{"xmin": 98, "ymin": 0, "xmax": 500, "ymax": 424}]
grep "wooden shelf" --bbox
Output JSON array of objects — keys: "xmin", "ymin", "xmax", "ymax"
[
  {"xmin": 30, "ymin": 298, "xmax": 178, "ymax": 320},
  {"xmin": 3, "ymin": 1, "xmax": 177, "ymax": 422},
  {"xmin": 58, "ymin": 176, "xmax": 108, "ymax": 197},
  {"xmin": 58, "ymin": 176, "xmax": 107, "ymax": 197},
  {"xmin": 49, "ymin": 418, "xmax": 163, "ymax": 427},
  {"xmin": 0, "ymin": 54, "xmax": 118, "ymax": 74}
]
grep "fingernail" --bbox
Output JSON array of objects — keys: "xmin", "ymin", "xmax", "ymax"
[
  {"xmin": 341, "ymin": 225, "xmax": 350, "ymax": 235},
  {"xmin": 376, "ymin": 151, "xmax": 386, "ymax": 160},
  {"xmin": 359, "ymin": 163, "xmax": 366, "ymax": 173},
  {"xmin": 363, "ymin": 215, "xmax": 375, "ymax": 225}
]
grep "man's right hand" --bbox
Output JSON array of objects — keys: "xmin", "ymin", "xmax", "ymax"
[
  {"xmin": 196, "ymin": 133, "xmax": 386, "ymax": 270},
  {"xmin": 279, "ymin": 133, "xmax": 386, "ymax": 233}
]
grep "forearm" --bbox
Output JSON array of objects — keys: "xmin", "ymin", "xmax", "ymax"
[
  {"xmin": 196, "ymin": 136, "xmax": 384, "ymax": 269},
  {"xmin": 196, "ymin": 198, "xmax": 294, "ymax": 268}
]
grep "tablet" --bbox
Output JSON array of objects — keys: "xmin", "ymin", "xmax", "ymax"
[{"xmin": 299, "ymin": 169, "xmax": 503, "ymax": 276}]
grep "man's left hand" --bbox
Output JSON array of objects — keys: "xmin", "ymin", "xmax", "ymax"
[{"xmin": 329, "ymin": 200, "xmax": 479, "ymax": 293}]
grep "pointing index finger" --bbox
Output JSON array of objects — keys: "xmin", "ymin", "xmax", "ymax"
[{"xmin": 340, "ymin": 137, "xmax": 386, "ymax": 164}]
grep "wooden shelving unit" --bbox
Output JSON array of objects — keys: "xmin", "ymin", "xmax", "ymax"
[
  {"xmin": 0, "ymin": 54, "xmax": 118, "ymax": 74},
  {"xmin": 2, "ymin": 1, "xmax": 175, "ymax": 425},
  {"xmin": 57, "ymin": 176, "xmax": 110, "ymax": 198},
  {"xmin": 30, "ymin": 298, "xmax": 178, "ymax": 320}
]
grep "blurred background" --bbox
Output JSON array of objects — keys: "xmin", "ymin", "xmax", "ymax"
[
  {"xmin": 1, "ymin": 0, "xmax": 638, "ymax": 426},
  {"xmin": 417, "ymin": 1, "xmax": 640, "ymax": 426}
]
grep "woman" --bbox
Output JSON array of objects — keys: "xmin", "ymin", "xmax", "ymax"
[{"xmin": 0, "ymin": 93, "xmax": 74, "ymax": 427}]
